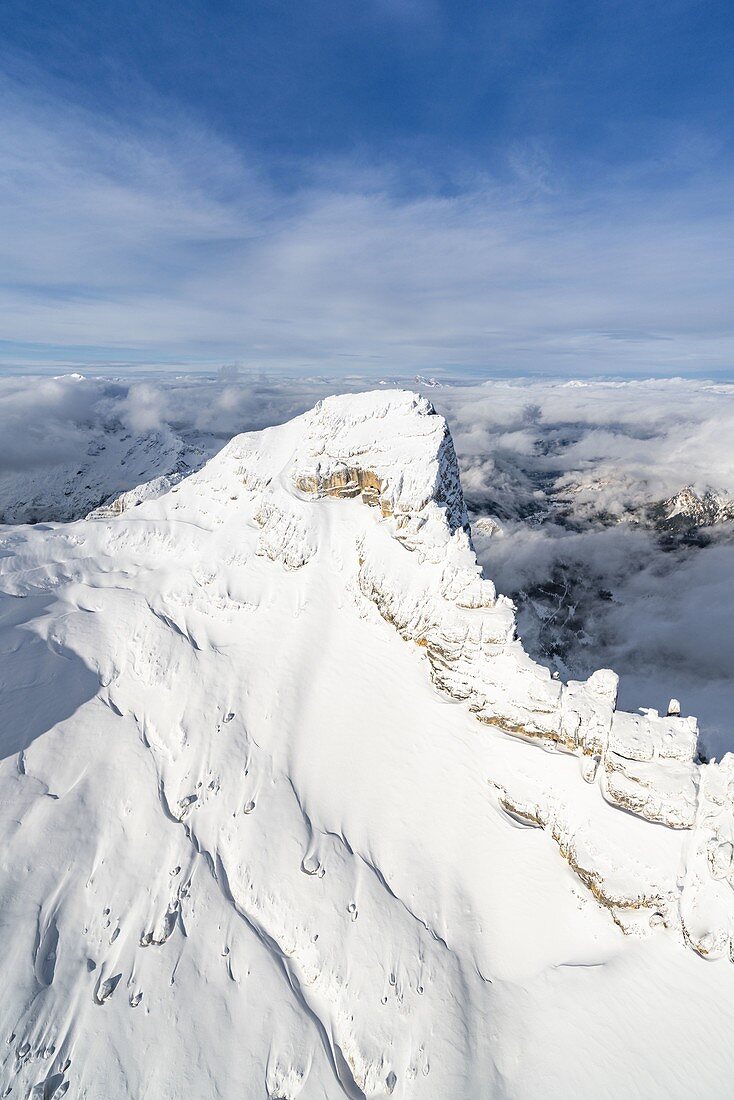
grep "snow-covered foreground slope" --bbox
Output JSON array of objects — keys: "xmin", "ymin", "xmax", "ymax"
[{"xmin": 1, "ymin": 390, "xmax": 734, "ymax": 1099}]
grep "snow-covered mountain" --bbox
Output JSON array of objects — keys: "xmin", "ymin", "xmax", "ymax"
[
  {"xmin": 1, "ymin": 390, "xmax": 733, "ymax": 1099},
  {"xmin": 648, "ymin": 485, "xmax": 734, "ymax": 534},
  {"xmin": 469, "ymin": 472, "xmax": 734, "ymax": 539},
  {"xmin": 0, "ymin": 422, "xmax": 216, "ymax": 525}
]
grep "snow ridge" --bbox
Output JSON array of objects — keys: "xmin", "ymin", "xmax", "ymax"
[{"xmin": 222, "ymin": 391, "xmax": 734, "ymax": 953}]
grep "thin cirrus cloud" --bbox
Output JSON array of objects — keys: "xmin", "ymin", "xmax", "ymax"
[{"xmin": 1, "ymin": 75, "xmax": 734, "ymax": 375}]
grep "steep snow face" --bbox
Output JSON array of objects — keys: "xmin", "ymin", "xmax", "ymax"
[{"xmin": 1, "ymin": 389, "xmax": 734, "ymax": 1099}]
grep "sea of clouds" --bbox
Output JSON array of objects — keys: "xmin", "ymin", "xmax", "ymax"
[{"xmin": 1, "ymin": 371, "xmax": 732, "ymax": 754}]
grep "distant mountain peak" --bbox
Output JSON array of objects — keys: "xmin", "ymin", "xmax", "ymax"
[{"xmin": 657, "ymin": 484, "xmax": 734, "ymax": 529}]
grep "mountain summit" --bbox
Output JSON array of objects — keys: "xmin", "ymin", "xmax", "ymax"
[{"xmin": 1, "ymin": 390, "xmax": 733, "ymax": 1098}]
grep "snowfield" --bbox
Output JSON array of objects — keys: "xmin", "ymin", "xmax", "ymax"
[{"xmin": 1, "ymin": 389, "xmax": 733, "ymax": 1099}]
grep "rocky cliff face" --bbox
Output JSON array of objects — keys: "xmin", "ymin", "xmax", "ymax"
[{"xmin": 1, "ymin": 390, "xmax": 733, "ymax": 1099}]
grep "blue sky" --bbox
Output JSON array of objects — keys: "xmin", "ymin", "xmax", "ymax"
[{"xmin": 1, "ymin": 0, "xmax": 733, "ymax": 376}]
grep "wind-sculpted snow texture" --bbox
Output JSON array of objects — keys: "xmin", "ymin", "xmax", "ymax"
[{"xmin": 1, "ymin": 390, "xmax": 733, "ymax": 1099}]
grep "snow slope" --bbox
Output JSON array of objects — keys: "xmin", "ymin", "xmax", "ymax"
[{"xmin": 1, "ymin": 390, "xmax": 733, "ymax": 1099}]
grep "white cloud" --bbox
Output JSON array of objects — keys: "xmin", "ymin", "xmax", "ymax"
[{"xmin": 2, "ymin": 76, "xmax": 734, "ymax": 373}]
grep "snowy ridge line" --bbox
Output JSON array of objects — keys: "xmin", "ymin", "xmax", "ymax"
[
  {"xmin": 284, "ymin": 392, "xmax": 734, "ymax": 960},
  {"xmin": 87, "ymin": 471, "xmax": 187, "ymax": 518}
]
